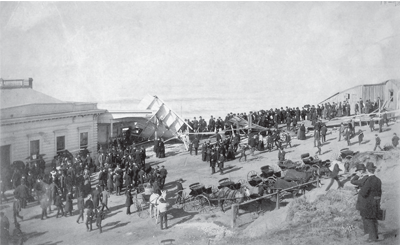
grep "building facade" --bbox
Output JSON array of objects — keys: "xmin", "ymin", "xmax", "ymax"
[
  {"xmin": 318, "ymin": 80, "xmax": 400, "ymax": 114},
  {"xmin": 0, "ymin": 78, "xmax": 105, "ymax": 175}
]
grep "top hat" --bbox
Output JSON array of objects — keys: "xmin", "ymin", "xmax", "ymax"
[
  {"xmin": 355, "ymin": 163, "xmax": 366, "ymax": 172},
  {"xmin": 366, "ymin": 162, "xmax": 377, "ymax": 170}
]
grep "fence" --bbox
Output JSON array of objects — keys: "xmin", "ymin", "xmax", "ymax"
[{"xmin": 231, "ymin": 176, "xmax": 320, "ymax": 228}]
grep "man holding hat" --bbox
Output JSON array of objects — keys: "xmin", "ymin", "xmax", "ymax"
[
  {"xmin": 358, "ymin": 162, "xmax": 382, "ymax": 242},
  {"xmin": 351, "ymin": 164, "xmax": 369, "ymax": 212}
]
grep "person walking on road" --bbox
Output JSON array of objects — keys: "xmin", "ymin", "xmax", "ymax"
[
  {"xmin": 76, "ymin": 193, "xmax": 84, "ymax": 224},
  {"xmin": 373, "ymin": 134, "xmax": 382, "ymax": 151}
]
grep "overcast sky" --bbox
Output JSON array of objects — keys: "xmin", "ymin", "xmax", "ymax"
[{"xmin": 1, "ymin": 2, "xmax": 399, "ymax": 110}]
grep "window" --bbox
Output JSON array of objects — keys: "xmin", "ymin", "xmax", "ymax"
[
  {"xmin": 390, "ymin": 90, "xmax": 394, "ymax": 102},
  {"xmin": 80, "ymin": 132, "xmax": 88, "ymax": 149},
  {"xmin": 30, "ymin": 140, "xmax": 40, "ymax": 157},
  {"xmin": 56, "ymin": 136, "xmax": 65, "ymax": 153}
]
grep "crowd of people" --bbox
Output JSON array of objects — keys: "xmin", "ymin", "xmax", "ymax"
[
  {"xmin": 0, "ymin": 136, "xmax": 171, "ymax": 244},
  {"xmin": 0, "ymin": 96, "xmax": 396, "ymax": 244}
]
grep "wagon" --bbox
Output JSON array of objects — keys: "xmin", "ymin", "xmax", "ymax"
[
  {"xmin": 247, "ymin": 166, "xmax": 277, "ymax": 189},
  {"xmin": 218, "ymin": 178, "xmax": 242, "ymax": 190},
  {"xmin": 133, "ymin": 183, "xmax": 153, "ymax": 219},
  {"xmin": 174, "ymin": 182, "xmax": 212, "ymax": 213}
]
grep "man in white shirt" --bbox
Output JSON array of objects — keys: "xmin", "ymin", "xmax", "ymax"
[{"xmin": 158, "ymin": 198, "xmax": 169, "ymax": 230}]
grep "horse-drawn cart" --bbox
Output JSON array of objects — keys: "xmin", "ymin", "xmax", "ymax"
[{"xmin": 175, "ymin": 182, "xmax": 212, "ymax": 213}]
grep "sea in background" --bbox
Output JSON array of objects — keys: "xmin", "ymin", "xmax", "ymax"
[{"xmin": 97, "ymin": 91, "xmax": 312, "ymax": 120}]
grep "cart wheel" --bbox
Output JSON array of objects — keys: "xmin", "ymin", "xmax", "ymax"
[
  {"xmin": 183, "ymin": 197, "xmax": 194, "ymax": 212},
  {"xmin": 195, "ymin": 195, "xmax": 211, "ymax": 213},
  {"xmin": 174, "ymin": 192, "xmax": 185, "ymax": 209},
  {"xmin": 137, "ymin": 201, "xmax": 149, "ymax": 219}
]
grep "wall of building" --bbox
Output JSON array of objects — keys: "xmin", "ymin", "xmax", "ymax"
[
  {"xmin": 319, "ymin": 81, "xmax": 400, "ymax": 114},
  {"xmin": 1, "ymin": 114, "xmax": 98, "ymax": 170}
]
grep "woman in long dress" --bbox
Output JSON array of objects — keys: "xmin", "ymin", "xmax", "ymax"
[
  {"xmin": 83, "ymin": 168, "xmax": 91, "ymax": 197},
  {"xmin": 298, "ymin": 124, "xmax": 306, "ymax": 140},
  {"xmin": 65, "ymin": 191, "xmax": 73, "ymax": 216}
]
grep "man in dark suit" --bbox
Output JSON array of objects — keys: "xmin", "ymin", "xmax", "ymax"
[
  {"xmin": 392, "ymin": 133, "xmax": 399, "ymax": 147},
  {"xmin": 192, "ymin": 137, "xmax": 199, "ymax": 155},
  {"xmin": 373, "ymin": 134, "xmax": 382, "ymax": 151},
  {"xmin": 159, "ymin": 166, "xmax": 167, "ymax": 189},
  {"xmin": 350, "ymin": 164, "xmax": 369, "ymax": 233},
  {"xmin": 208, "ymin": 116, "xmax": 216, "ymax": 132},
  {"xmin": 210, "ymin": 150, "xmax": 217, "ymax": 174},
  {"xmin": 193, "ymin": 117, "xmax": 199, "ymax": 132},
  {"xmin": 359, "ymin": 162, "xmax": 382, "ymax": 242}
]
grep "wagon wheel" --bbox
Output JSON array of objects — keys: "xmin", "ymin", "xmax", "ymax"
[
  {"xmin": 183, "ymin": 196, "xmax": 195, "ymax": 212},
  {"xmin": 137, "ymin": 201, "xmax": 149, "ymax": 219},
  {"xmin": 247, "ymin": 170, "xmax": 258, "ymax": 182},
  {"xmin": 195, "ymin": 195, "xmax": 211, "ymax": 213}
]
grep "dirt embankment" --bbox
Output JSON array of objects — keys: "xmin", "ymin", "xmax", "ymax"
[{"xmin": 234, "ymin": 149, "xmax": 400, "ymax": 245}]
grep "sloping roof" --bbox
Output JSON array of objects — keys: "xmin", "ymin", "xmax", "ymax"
[
  {"xmin": 0, "ymin": 87, "xmax": 64, "ymax": 109},
  {"xmin": 318, "ymin": 79, "xmax": 400, "ymax": 104}
]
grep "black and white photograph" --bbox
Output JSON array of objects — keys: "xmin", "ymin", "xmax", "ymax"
[{"xmin": 1, "ymin": 1, "xmax": 399, "ymax": 245}]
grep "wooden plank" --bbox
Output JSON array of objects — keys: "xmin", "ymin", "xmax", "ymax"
[{"xmin": 231, "ymin": 203, "xmax": 239, "ymax": 228}]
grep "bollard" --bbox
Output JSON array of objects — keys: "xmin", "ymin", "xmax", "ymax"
[
  {"xmin": 231, "ymin": 203, "xmax": 239, "ymax": 228},
  {"xmin": 275, "ymin": 189, "xmax": 280, "ymax": 210}
]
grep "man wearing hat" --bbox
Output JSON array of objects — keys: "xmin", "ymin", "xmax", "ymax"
[
  {"xmin": 392, "ymin": 133, "xmax": 399, "ymax": 148},
  {"xmin": 350, "ymin": 164, "xmax": 368, "ymax": 211},
  {"xmin": 159, "ymin": 166, "xmax": 167, "ymax": 189},
  {"xmin": 55, "ymin": 193, "xmax": 64, "ymax": 218},
  {"xmin": 359, "ymin": 162, "xmax": 382, "ymax": 242},
  {"xmin": 373, "ymin": 134, "xmax": 382, "ymax": 151},
  {"xmin": 175, "ymin": 179, "xmax": 184, "ymax": 201},
  {"xmin": 358, "ymin": 129, "xmax": 364, "ymax": 145},
  {"xmin": 84, "ymin": 195, "xmax": 94, "ymax": 231}
]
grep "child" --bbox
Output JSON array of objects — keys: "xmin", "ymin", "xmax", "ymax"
[
  {"xmin": 95, "ymin": 206, "xmax": 104, "ymax": 234},
  {"xmin": 358, "ymin": 129, "xmax": 364, "ymax": 145},
  {"xmin": 285, "ymin": 133, "xmax": 292, "ymax": 148},
  {"xmin": 238, "ymin": 144, "xmax": 248, "ymax": 162}
]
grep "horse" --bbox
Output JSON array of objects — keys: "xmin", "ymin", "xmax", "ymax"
[
  {"xmin": 206, "ymin": 186, "xmax": 249, "ymax": 212},
  {"xmin": 149, "ymin": 190, "xmax": 167, "ymax": 223}
]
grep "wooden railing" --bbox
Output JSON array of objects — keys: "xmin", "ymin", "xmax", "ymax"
[{"xmin": 231, "ymin": 176, "xmax": 320, "ymax": 228}]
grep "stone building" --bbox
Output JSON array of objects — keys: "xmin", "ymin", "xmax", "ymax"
[{"xmin": 0, "ymin": 78, "xmax": 105, "ymax": 176}]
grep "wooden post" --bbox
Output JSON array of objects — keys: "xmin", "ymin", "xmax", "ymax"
[
  {"xmin": 231, "ymin": 204, "xmax": 239, "ymax": 228},
  {"xmin": 275, "ymin": 190, "xmax": 280, "ymax": 210}
]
